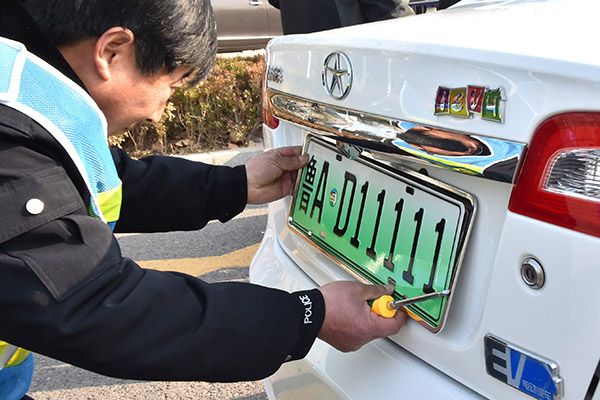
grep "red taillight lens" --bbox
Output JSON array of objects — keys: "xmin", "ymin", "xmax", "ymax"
[
  {"xmin": 509, "ymin": 113, "xmax": 600, "ymax": 237},
  {"xmin": 262, "ymin": 100, "xmax": 279, "ymax": 129},
  {"xmin": 261, "ymin": 75, "xmax": 279, "ymax": 129}
]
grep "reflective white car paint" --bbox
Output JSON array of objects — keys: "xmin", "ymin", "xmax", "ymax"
[{"xmin": 251, "ymin": 0, "xmax": 600, "ymax": 398}]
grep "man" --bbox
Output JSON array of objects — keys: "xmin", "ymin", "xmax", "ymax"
[
  {"xmin": 0, "ymin": 0, "xmax": 407, "ymax": 398},
  {"xmin": 269, "ymin": 0, "xmax": 414, "ymax": 35}
]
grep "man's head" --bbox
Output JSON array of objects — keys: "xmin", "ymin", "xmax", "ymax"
[{"xmin": 24, "ymin": 0, "xmax": 217, "ymax": 134}]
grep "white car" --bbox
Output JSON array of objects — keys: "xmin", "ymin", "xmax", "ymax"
[{"xmin": 251, "ymin": 0, "xmax": 600, "ymax": 399}]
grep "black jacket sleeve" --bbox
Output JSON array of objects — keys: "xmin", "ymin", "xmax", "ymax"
[
  {"xmin": 110, "ymin": 148, "xmax": 247, "ymax": 233},
  {"xmin": 0, "ymin": 125, "xmax": 325, "ymax": 382},
  {"xmin": 357, "ymin": 0, "xmax": 406, "ymax": 21}
]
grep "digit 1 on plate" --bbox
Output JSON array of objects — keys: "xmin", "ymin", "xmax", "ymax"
[
  {"xmin": 366, "ymin": 189, "xmax": 386, "ymax": 260},
  {"xmin": 383, "ymin": 198, "xmax": 404, "ymax": 271},
  {"xmin": 402, "ymin": 207, "xmax": 424, "ymax": 285},
  {"xmin": 423, "ymin": 218, "xmax": 445, "ymax": 293}
]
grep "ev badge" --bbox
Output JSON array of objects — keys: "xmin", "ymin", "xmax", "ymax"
[
  {"xmin": 322, "ymin": 52, "xmax": 353, "ymax": 100},
  {"xmin": 485, "ymin": 335, "xmax": 563, "ymax": 399}
]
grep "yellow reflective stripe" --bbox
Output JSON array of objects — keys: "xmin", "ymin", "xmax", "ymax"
[
  {"xmin": 0, "ymin": 341, "xmax": 29, "ymax": 368},
  {"xmin": 97, "ymin": 183, "xmax": 122, "ymax": 222},
  {"xmin": 5, "ymin": 348, "xmax": 29, "ymax": 367}
]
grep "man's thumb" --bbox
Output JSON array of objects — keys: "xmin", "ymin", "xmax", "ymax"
[{"xmin": 277, "ymin": 153, "xmax": 308, "ymax": 171}]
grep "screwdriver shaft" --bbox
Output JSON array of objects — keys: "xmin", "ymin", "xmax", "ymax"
[{"xmin": 388, "ymin": 289, "xmax": 450, "ymax": 310}]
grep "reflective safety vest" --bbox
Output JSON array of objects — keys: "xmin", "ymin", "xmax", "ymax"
[{"xmin": 0, "ymin": 35, "xmax": 122, "ymax": 375}]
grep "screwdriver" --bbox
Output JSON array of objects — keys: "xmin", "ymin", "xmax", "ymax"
[{"xmin": 371, "ymin": 290, "xmax": 450, "ymax": 318}]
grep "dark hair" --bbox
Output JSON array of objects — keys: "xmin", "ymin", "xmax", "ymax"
[{"xmin": 23, "ymin": 0, "xmax": 217, "ymax": 84}]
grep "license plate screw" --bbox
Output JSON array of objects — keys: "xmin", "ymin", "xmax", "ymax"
[{"xmin": 320, "ymin": 231, "xmax": 326, "ymax": 239}]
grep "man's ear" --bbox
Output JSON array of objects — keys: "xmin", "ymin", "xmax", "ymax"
[{"xmin": 93, "ymin": 27, "xmax": 135, "ymax": 81}]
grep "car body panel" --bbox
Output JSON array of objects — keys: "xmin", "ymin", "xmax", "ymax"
[
  {"xmin": 252, "ymin": 0, "xmax": 600, "ymax": 398},
  {"xmin": 212, "ymin": 0, "xmax": 282, "ymax": 52}
]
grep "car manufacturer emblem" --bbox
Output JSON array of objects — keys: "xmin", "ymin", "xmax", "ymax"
[
  {"xmin": 435, "ymin": 85, "xmax": 505, "ymax": 123},
  {"xmin": 322, "ymin": 52, "xmax": 352, "ymax": 100},
  {"xmin": 485, "ymin": 335, "xmax": 563, "ymax": 399}
]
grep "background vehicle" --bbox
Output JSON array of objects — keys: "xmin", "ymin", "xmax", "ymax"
[
  {"xmin": 212, "ymin": 0, "xmax": 282, "ymax": 52},
  {"xmin": 251, "ymin": 0, "xmax": 600, "ymax": 399}
]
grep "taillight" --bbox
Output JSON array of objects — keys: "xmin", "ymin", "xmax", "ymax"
[
  {"xmin": 509, "ymin": 113, "xmax": 600, "ymax": 237},
  {"xmin": 262, "ymin": 73, "xmax": 279, "ymax": 129}
]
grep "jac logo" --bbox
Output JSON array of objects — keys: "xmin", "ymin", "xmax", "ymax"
[
  {"xmin": 299, "ymin": 294, "xmax": 313, "ymax": 324},
  {"xmin": 484, "ymin": 335, "xmax": 563, "ymax": 400}
]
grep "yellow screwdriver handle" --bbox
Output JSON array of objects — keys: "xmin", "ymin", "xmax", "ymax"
[{"xmin": 370, "ymin": 294, "xmax": 397, "ymax": 318}]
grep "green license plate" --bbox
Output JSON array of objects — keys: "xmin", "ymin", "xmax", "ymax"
[{"xmin": 289, "ymin": 135, "xmax": 476, "ymax": 332}]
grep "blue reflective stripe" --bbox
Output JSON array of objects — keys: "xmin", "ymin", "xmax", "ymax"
[
  {"xmin": 0, "ymin": 354, "xmax": 34, "ymax": 400},
  {"xmin": 0, "ymin": 42, "xmax": 18, "ymax": 95}
]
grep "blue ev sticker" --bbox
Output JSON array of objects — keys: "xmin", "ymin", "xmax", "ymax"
[{"xmin": 485, "ymin": 335, "xmax": 563, "ymax": 399}]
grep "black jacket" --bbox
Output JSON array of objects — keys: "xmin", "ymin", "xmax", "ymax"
[
  {"xmin": 0, "ymin": 1, "xmax": 324, "ymax": 382},
  {"xmin": 269, "ymin": 0, "xmax": 408, "ymax": 34}
]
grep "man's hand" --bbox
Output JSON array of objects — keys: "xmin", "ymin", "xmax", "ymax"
[
  {"xmin": 245, "ymin": 146, "xmax": 308, "ymax": 204},
  {"xmin": 317, "ymin": 281, "xmax": 408, "ymax": 352}
]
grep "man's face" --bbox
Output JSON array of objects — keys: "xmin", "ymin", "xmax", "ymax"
[
  {"xmin": 59, "ymin": 28, "xmax": 194, "ymax": 135},
  {"xmin": 96, "ymin": 64, "xmax": 192, "ymax": 135}
]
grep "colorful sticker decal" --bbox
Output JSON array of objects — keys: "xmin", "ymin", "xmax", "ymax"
[
  {"xmin": 482, "ymin": 88, "xmax": 503, "ymax": 122},
  {"xmin": 434, "ymin": 87, "xmax": 450, "ymax": 115},
  {"xmin": 467, "ymin": 85, "xmax": 485, "ymax": 114},
  {"xmin": 435, "ymin": 85, "xmax": 505, "ymax": 123},
  {"xmin": 449, "ymin": 87, "xmax": 469, "ymax": 118}
]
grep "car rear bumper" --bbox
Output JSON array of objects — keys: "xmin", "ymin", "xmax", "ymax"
[{"xmin": 250, "ymin": 209, "xmax": 485, "ymax": 399}]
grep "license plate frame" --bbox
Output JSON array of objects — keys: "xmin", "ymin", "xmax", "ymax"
[{"xmin": 288, "ymin": 134, "xmax": 476, "ymax": 333}]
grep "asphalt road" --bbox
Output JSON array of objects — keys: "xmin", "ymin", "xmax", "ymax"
[{"xmin": 29, "ymin": 146, "xmax": 270, "ymax": 400}]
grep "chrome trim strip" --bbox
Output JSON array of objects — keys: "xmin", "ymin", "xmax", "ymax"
[{"xmin": 268, "ymin": 89, "xmax": 526, "ymax": 184}]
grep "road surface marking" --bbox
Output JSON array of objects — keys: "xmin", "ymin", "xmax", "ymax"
[{"xmin": 138, "ymin": 243, "xmax": 260, "ymax": 276}]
